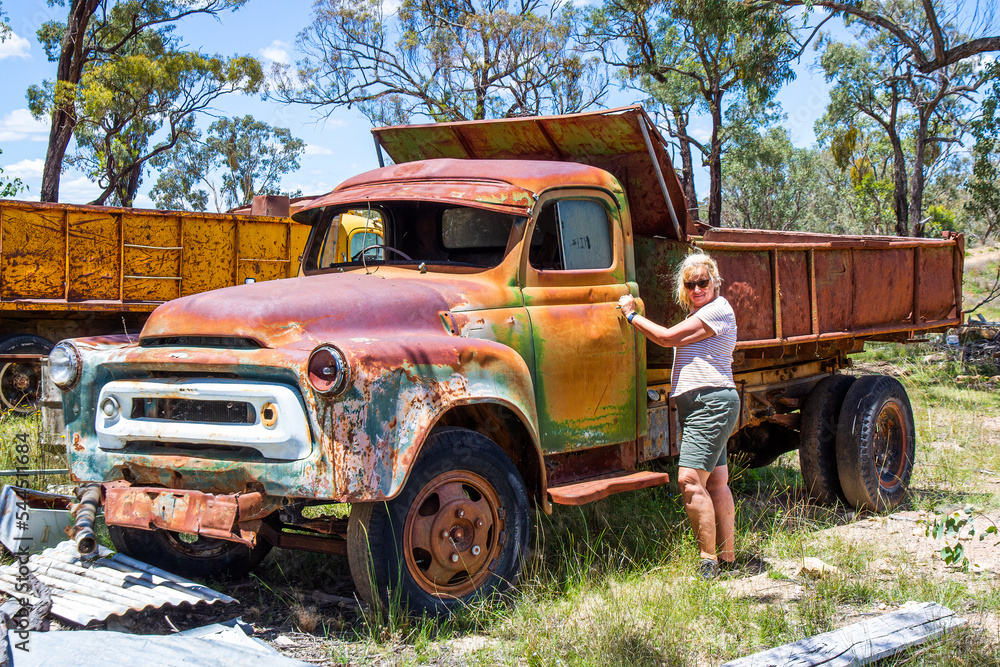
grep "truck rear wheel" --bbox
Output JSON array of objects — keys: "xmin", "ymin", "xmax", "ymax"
[
  {"xmin": 0, "ymin": 334, "xmax": 53, "ymax": 413},
  {"xmin": 835, "ymin": 375, "xmax": 915, "ymax": 512},
  {"xmin": 108, "ymin": 525, "xmax": 272, "ymax": 579},
  {"xmin": 347, "ymin": 427, "xmax": 531, "ymax": 616},
  {"xmin": 799, "ymin": 374, "xmax": 856, "ymax": 505}
]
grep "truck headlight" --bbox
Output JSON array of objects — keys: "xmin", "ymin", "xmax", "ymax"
[
  {"xmin": 48, "ymin": 342, "xmax": 81, "ymax": 389},
  {"xmin": 308, "ymin": 344, "xmax": 350, "ymax": 395}
]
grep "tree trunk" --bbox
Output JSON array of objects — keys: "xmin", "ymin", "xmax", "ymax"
[
  {"xmin": 707, "ymin": 97, "xmax": 723, "ymax": 228},
  {"xmin": 39, "ymin": 0, "xmax": 101, "ymax": 202},
  {"xmin": 889, "ymin": 133, "xmax": 909, "ymax": 237},
  {"xmin": 672, "ymin": 106, "xmax": 699, "ymax": 222}
]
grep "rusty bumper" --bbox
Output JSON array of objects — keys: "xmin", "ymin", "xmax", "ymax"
[{"xmin": 101, "ymin": 482, "xmax": 280, "ymax": 547}]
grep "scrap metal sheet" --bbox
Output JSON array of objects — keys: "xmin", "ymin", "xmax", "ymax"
[
  {"xmin": 0, "ymin": 540, "xmax": 235, "ymax": 626},
  {"xmin": 7, "ymin": 622, "xmax": 310, "ymax": 667}
]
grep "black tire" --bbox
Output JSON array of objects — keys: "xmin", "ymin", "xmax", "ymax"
[
  {"xmin": 799, "ymin": 374, "xmax": 857, "ymax": 505},
  {"xmin": 0, "ymin": 334, "xmax": 53, "ymax": 413},
  {"xmin": 836, "ymin": 375, "xmax": 915, "ymax": 512},
  {"xmin": 347, "ymin": 427, "xmax": 531, "ymax": 616},
  {"xmin": 107, "ymin": 525, "xmax": 272, "ymax": 579}
]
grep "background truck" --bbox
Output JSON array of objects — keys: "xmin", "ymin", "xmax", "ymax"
[{"xmin": 50, "ymin": 106, "xmax": 962, "ymax": 615}]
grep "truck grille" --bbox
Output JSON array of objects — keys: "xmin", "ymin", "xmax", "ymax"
[
  {"xmin": 96, "ymin": 378, "xmax": 312, "ymax": 461},
  {"xmin": 130, "ymin": 398, "xmax": 256, "ymax": 424}
]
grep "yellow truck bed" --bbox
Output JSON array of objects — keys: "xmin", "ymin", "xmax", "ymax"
[{"xmin": 0, "ymin": 200, "xmax": 310, "ymax": 312}]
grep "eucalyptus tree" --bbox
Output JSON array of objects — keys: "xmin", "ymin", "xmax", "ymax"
[
  {"xmin": 966, "ymin": 63, "xmax": 1000, "ymax": 243},
  {"xmin": 151, "ymin": 116, "xmax": 305, "ymax": 212},
  {"xmin": 273, "ymin": 0, "xmax": 608, "ymax": 124},
  {"xmin": 771, "ymin": 0, "xmax": 1000, "ymax": 74},
  {"xmin": 721, "ymin": 126, "xmax": 820, "ymax": 231},
  {"xmin": 817, "ymin": 10, "xmax": 983, "ymax": 236},
  {"xmin": 28, "ymin": 0, "xmax": 252, "ymax": 203},
  {"xmin": 586, "ymin": 0, "xmax": 799, "ymax": 227}
]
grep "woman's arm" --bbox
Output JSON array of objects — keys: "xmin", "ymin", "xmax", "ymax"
[{"xmin": 618, "ymin": 295, "xmax": 715, "ymax": 348}]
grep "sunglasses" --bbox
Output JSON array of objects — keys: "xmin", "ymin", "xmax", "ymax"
[{"xmin": 684, "ymin": 278, "xmax": 712, "ymax": 290}]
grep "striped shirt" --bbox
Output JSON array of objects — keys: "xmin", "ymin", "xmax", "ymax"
[{"xmin": 671, "ymin": 296, "xmax": 737, "ymax": 397}]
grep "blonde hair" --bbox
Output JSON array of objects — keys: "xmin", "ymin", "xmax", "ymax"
[{"xmin": 675, "ymin": 252, "xmax": 722, "ymax": 312}]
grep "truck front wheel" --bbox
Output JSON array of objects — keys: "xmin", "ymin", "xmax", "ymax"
[
  {"xmin": 107, "ymin": 525, "xmax": 272, "ymax": 579},
  {"xmin": 836, "ymin": 375, "xmax": 915, "ymax": 512},
  {"xmin": 799, "ymin": 374, "xmax": 856, "ymax": 505},
  {"xmin": 347, "ymin": 427, "xmax": 531, "ymax": 615}
]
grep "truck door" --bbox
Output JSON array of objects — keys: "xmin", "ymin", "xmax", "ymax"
[{"xmin": 521, "ymin": 192, "xmax": 637, "ymax": 453}]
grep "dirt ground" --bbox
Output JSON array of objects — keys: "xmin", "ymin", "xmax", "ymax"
[{"xmin": 966, "ymin": 245, "xmax": 1000, "ymax": 272}]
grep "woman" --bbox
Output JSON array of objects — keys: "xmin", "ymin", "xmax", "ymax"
[{"xmin": 618, "ymin": 252, "xmax": 740, "ymax": 580}]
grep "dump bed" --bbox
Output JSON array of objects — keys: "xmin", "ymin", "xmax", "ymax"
[{"xmin": 0, "ymin": 199, "xmax": 309, "ymax": 317}]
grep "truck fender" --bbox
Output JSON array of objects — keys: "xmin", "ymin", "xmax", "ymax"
[{"xmin": 313, "ymin": 336, "xmax": 542, "ymax": 503}]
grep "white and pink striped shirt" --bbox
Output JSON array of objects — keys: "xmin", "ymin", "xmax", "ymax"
[{"xmin": 670, "ymin": 296, "xmax": 737, "ymax": 397}]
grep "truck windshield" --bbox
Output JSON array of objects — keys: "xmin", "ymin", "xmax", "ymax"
[{"xmin": 303, "ymin": 202, "xmax": 526, "ymax": 272}]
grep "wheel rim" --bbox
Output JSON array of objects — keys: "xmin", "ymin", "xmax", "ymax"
[
  {"xmin": 0, "ymin": 361, "xmax": 41, "ymax": 413},
  {"xmin": 872, "ymin": 400, "xmax": 910, "ymax": 493},
  {"xmin": 403, "ymin": 470, "xmax": 504, "ymax": 598}
]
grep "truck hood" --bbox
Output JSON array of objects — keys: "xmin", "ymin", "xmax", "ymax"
[{"xmin": 140, "ymin": 270, "xmax": 517, "ymax": 349}]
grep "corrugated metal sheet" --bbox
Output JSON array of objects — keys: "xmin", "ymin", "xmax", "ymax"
[{"xmin": 0, "ymin": 540, "xmax": 236, "ymax": 626}]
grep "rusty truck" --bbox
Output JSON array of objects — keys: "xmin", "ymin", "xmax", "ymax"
[{"xmin": 48, "ymin": 107, "xmax": 963, "ymax": 614}]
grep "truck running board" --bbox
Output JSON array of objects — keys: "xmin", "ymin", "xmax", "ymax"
[{"xmin": 547, "ymin": 470, "xmax": 671, "ymax": 506}]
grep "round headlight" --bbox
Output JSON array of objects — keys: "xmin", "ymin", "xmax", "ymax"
[
  {"xmin": 48, "ymin": 342, "xmax": 80, "ymax": 389},
  {"xmin": 307, "ymin": 344, "xmax": 350, "ymax": 395}
]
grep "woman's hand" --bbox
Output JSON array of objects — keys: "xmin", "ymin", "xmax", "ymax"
[{"xmin": 618, "ymin": 295, "xmax": 636, "ymax": 318}]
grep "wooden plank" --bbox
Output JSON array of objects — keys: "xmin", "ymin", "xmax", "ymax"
[{"xmin": 722, "ymin": 602, "xmax": 965, "ymax": 667}]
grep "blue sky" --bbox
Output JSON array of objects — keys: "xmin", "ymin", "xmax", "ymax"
[{"xmin": 0, "ymin": 0, "xmax": 835, "ymax": 208}]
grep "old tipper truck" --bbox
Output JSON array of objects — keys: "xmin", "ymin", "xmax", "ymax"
[{"xmin": 49, "ymin": 107, "xmax": 963, "ymax": 614}]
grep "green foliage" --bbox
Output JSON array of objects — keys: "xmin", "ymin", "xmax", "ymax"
[
  {"xmin": 721, "ymin": 126, "xmax": 819, "ymax": 230},
  {"xmin": 0, "ymin": 149, "xmax": 26, "ymax": 198},
  {"xmin": 151, "ymin": 115, "xmax": 305, "ymax": 212},
  {"xmin": 587, "ymin": 0, "xmax": 797, "ymax": 226},
  {"xmin": 275, "ymin": 0, "xmax": 607, "ymax": 125},
  {"xmin": 815, "ymin": 7, "xmax": 981, "ymax": 237},
  {"xmin": 27, "ymin": 0, "xmax": 254, "ymax": 203},
  {"xmin": 922, "ymin": 507, "xmax": 1000, "ymax": 572},
  {"xmin": 966, "ymin": 63, "xmax": 1000, "ymax": 244}
]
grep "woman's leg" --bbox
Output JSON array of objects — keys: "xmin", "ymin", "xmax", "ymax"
[
  {"xmin": 677, "ymin": 466, "xmax": 717, "ymax": 560},
  {"xmin": 707, "ymin": 465, "xmax": 735, "ymax": 562}
]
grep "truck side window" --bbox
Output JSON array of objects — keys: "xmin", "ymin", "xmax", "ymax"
[{"xmin": 529, "ymin": 199, "xmax": 612, "ymax": 271}]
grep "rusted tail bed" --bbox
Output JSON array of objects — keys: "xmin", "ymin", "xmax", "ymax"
[{"xmin": 637, "ymin": 228, "xmax": 964, "ymax": 370}]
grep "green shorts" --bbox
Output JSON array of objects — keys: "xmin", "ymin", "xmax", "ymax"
[{"xmin": 675, "ymin": 386, "xmax": 740, "ymax": 472}]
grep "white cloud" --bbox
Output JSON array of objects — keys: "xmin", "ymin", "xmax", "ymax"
[
  {"xmin": 59, "ymin": 175, "xmax": 102, "ymax": 205},
  {"xmin": 3, "ymin": 158, "xmax": 44, "ymax": 179},
  {"xmin": 260, "ymin": 40, "xmax": 291, "ymax": 65},
  {"xmin": 0, "ymin": 109, "xmax": 48, "ymax": 142},
  {"xmin": 0, "ymin": 32, "xmax": 30, "ymax": 60},
  {"xmin": 285, "ymin": 178, "xmax": 335, "ymax": 196},
  {"xmin": 304, "ymin": 144, "xmax": 333, "ymax": 155}
]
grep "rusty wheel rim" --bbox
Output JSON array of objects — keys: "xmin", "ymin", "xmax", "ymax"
[
  {"xmin": 0, "ymin": 362, "xmax": 40, "ymax": 413},
  {"xmin": 872, "ymin": 400, "xmax": 910, "ymax": 493},
  {"xmin": 403, "ymin": 470, "xmax": 504, "ymax": 598}
]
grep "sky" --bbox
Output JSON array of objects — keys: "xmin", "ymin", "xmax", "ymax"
[{"xmin": 0, "ymin": 0, "xmax": 837, "ymax": 209}]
